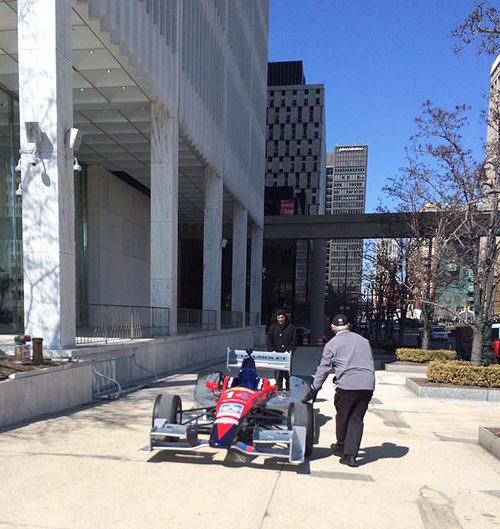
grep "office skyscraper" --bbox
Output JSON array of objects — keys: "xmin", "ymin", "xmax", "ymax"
[
  {"xmin": 325, "ymin": 145, "xmax": 368, "ymax": 316},
  {"xmin": 263, "ymin": 61, "xmax": 326, "ymax": 324}
]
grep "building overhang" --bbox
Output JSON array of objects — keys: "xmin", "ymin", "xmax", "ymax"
[{"xmin": 0, "ymin": 1, "xmax": 237, "ymax": 227}]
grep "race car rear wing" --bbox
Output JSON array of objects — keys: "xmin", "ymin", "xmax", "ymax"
[{"xmin": 227, "ymin": 348, "xmax": 291, "ymax": 373}]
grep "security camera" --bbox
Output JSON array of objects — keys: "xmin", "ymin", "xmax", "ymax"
[
  {"xmin": 67, "ymin": 128, "xmax": 83, "ymax": 151},
  {"xmin": 25, "ymin": 121, "xmax": 41, "ymax": 144},
  {"xmin": 29, "ymin": 154, "xmax": 41, "ymax": 167},
  {"xmin": 73, "ymin": 157, "xmax": 82, "ymax": 172}
]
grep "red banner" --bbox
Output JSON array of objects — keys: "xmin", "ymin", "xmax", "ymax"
[{"xmin": 280, "ymin": 199, "xmax": 295, "ymax": 215}]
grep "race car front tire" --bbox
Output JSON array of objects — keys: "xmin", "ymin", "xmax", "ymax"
[
  {"xmin": 287, "ymin": 401, "xmax": 314, "ymax": 457},
  {"xmin": 152, "ymin": 393, "xmax": 182, "ymax": 427}
]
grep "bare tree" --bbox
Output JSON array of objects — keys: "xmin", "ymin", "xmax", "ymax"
[
  {"xmin": 452, "ymin": 1, "xmax": 500, "ymax": 56},
  {"xmin": 384, "ymin": 122, "xmax": 466, "ymax": 350},
  {"xmin": 387, "ymin": 100, "xmax": 499, "ymax": 364}
]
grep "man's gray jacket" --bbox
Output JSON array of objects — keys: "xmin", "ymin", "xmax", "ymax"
[{"xmin": 312, "ymin": 330, "xmax": 375, "ymax": 391}]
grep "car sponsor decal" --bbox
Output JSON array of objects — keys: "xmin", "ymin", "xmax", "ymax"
[
  {"xmin": 214, "ymin": 417, "xmax": 239, "ymax": 426},
  {"xmin": 218, "ymin": 403, "xmax": 244, "ymax": 418}
]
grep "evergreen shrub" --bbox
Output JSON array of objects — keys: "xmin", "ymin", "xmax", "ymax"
[
  {"xmin": 427, "ymin": 360, "xmax": 500, "ymax": 388},
  {"xmin": 395, "ymin": 348, "xmax": 456, "ymax": 363}
]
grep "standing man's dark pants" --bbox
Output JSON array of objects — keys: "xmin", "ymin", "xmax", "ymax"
[
  {"xmin": 334, "ymin": 388, "xmax": 373, "ymax": 457},
  {"xmin": 274, "ymin": 351, "xmax": 293, "ymax": 390},
  {"xmin": 274, "ymin": 369, "xmax": 289, "ymax": 390}
]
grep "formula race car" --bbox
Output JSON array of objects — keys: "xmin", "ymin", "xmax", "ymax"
[{"xmin": 147, "ymin": 348, "xmax": 314, "ymax": 464}]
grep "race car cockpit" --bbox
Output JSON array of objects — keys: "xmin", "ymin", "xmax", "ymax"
[{"xmin": 236, "ymin": 353, "xmax": 260, "ymax": 390}]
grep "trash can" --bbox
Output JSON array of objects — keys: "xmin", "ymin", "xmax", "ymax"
[{"xmin": 32, "ymin": 337, "xmax": 43, "ymax": 364}]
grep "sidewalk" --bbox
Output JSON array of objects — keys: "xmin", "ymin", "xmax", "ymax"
[{"xmin": 0, "ymin": 346, "xmax": 499, "ymax": 529}]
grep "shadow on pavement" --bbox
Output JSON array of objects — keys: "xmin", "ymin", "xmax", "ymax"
[
  {"xmin": 357, "ymin": 442, "xmax": 409, "ymax": 465},
  {"xmin": 147, "ymin": 448, "xmax": 307, "ymax": 473},
  {"xmin": 307, "ymin": 446, "xmax": 336, "ymax": 462},
  {"xmin": 314, "ymin": 411, "xmax": 332, "ymax": 428},
  {"xmin": 147, "ymin": 450, "xmax": 218, "ymax": 465},
  {"xmin": 314, "ymin": 411, "xmax": 332, "ymax": 444},
  {"xmin": 155, "ymin": 379, "xmax": 197, "ymax": 388}
]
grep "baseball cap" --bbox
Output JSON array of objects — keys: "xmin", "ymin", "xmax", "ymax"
[{"xmin": 332, "ymin": 314, "xmax": 349, "ymax": 326}]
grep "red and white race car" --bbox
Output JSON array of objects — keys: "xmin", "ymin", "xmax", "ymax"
[{"xmin": 147, "ymin": 348, "xmax": 315, "ymax": 465}]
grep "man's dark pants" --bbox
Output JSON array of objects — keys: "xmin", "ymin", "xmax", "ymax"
[
  {"xmin": 274, "ymin": 370, "xmax": 290, "ymax": 390},
  {"xmin": 334, "ymin": 388, "xmax": 373, "ymax": 456}
]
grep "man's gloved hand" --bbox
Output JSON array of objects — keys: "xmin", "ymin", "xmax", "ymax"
[{"xmin": 302, "ymin": 385, "xmax": 319, "ymax": 403}]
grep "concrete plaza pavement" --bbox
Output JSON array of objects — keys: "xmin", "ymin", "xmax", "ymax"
[{"xmin": 1, "ymin": 346, "xmax": 499, "ymax": 529}]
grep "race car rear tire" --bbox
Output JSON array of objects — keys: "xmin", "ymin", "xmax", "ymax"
[
  {"xmin": 194, "ymin": 371, "xmax": 224, "ymax": 406},
  {"xmin": 152, "ymin": 393, "xmax": 182, "ymax": 427},
  {"xmin": 288, "ymin": 401, "xmax": 314, "ymax": 457}
]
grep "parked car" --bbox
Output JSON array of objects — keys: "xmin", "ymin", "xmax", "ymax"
[
  {"xmin": 417, "ymin": 326, "xmax": 448, "ymax": 342},
  {"xmin": 430, "ymin": 326, "xmax": 448, "ymax": 341},
  {"xmin": 492, "ymin": 323, "xmax": 500, "ymax": 360}
]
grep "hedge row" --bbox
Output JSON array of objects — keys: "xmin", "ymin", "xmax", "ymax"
[
  {"xmin": 395, "ymin": 348, "xmax": 456, "ymax": 363},
  {"xmin": 427, "ymin": 360, "xmax": 500, "ymax": 388}
]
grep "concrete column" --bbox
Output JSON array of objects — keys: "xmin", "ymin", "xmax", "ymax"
[
  {"xmin": 310, "ymin": 239, "xmax": 327, "ymax": 343},
  {"xmin": 18, "ymin": 0, "xmax": 75, "ymax": 348},
  {"xmin": 150, "ymin": 103, "xmax": 178, "ymax": 335},
  {"xmin": 249, "ymin": 224, "xmax": 263, "ymax": 325},
  {"xmin": 231, "ymin": 203, "xmax": 247, "ymax": 325},
  {"xmin": 203, "ymin": 167, "xmax": 223, "ymax": 329}
]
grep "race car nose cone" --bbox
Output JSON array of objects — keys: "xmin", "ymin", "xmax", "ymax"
[{"xmin": 209, "ymin": 422, "xmax": 239, "ymax": 448}]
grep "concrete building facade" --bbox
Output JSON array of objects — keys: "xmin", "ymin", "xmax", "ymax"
[
  {"xmin": 0, "ymin": 0, "xmax": 269, "ymax": 353},
  {"xmin": 263, "ymin": 61, "xmax": 326, "ymax": 327}
]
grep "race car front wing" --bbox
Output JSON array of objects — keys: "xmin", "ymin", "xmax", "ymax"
[{"xmin": 147, "ymin": 421, "xmax": 308, "ymax": 465}]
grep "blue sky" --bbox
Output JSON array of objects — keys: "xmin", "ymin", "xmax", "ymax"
[{"xmin": 268, "ymin": 0, "xmax": 495, "ymax": 212}]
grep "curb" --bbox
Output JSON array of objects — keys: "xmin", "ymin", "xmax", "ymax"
[
  {"xmin": 385, "ymin": 363, "xmax": 427, "ymax": 373},
  {"xmin": 478, "ymin": 427, "xmax": 500, "ymax": 459},
  {"xmin": 406, "ymin": 377, "xmax": 500, "ymax": 401}
]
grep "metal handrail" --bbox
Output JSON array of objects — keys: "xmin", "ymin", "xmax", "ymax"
[
  {"xmin": 221, "ymin": 310, "xmax": 243, "ymax": 329},
  {"xmin": 177, "ymin": 308, "xmax": 217, "ymax": 334},
  {"xmin": 76, "ymin": 303, "xmax": 170, "ymax": 344}
]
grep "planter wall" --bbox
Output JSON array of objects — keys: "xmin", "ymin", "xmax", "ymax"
[
  {"xmin": 0, "ymin": 326, "xmax": 263, "ymax": 429},
  {"xmin": 406, "ymin": 377, "xmax": 500, "ymax": 401},
  {"xmin": 0, "ymin": 363, "xmax": 93, "ymax": 428}
]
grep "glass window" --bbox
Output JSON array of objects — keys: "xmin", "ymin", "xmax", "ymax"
[{"xmin": 0, "ymin": 90, "xmax": 22, "ymax": 331}]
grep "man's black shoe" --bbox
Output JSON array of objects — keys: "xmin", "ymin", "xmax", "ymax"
[
  {"xmin": 330, "ymin": 444, "xmax": 344, "ymax": 457},
  {"xmin": 339, "ymin": 455, "xmax": 358, "ymax": 467}
]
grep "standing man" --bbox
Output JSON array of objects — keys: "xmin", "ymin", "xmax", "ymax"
[
  {"xmin": 267, "ymin": 309, "xmax": 297, "ymax": 390},
  {"xmin": 303, "ymin": 314, "xmax": 375, "ymax": 467}
]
